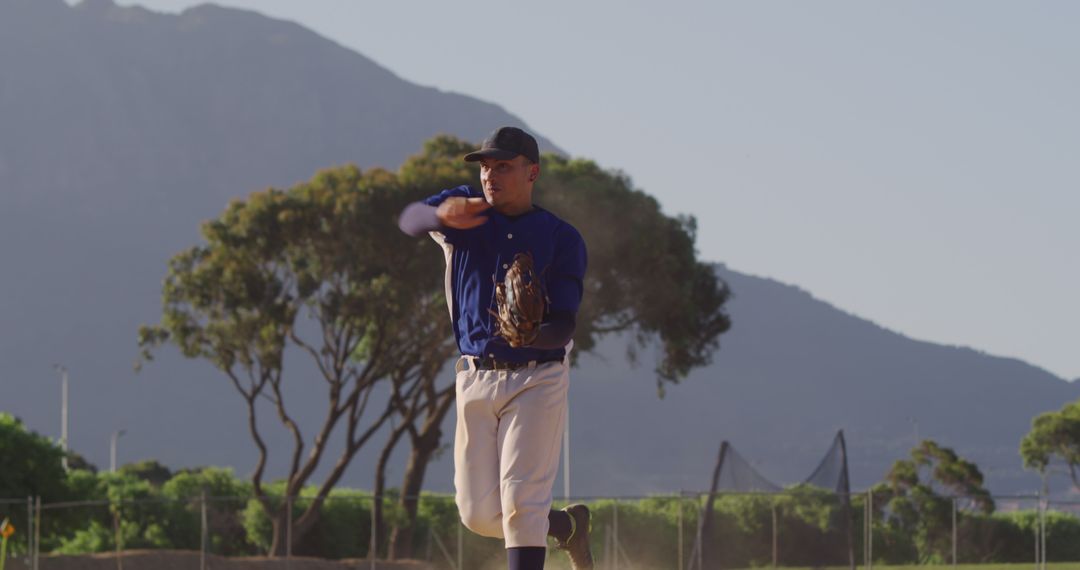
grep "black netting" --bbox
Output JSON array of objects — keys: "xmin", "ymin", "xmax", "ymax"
[
  {"xmin": 713, "ymin": 444, "xmax": 783, "ymax": 492},
  {"xmin": 803, "ymin": 430, "xmax": 851, "ymax": 494},
  {"xmin": 710, "ymin": 431, "xmax": 850, "ymax": 494},
  {"xmin": 702, "ymin": 432, "xmax": 856, "ymax": 570}
]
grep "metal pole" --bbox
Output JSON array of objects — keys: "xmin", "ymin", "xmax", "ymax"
[
  {"xmin": 612, "ymin": 525, "xmax": 616, "ymax": 570},
  {"xmin": 697, "ymin": 499, "xmax": 704, "ymax": 570},
  {"xmin": 200, "ymin": 492, "xmax": 207, "ymax": 570},
  {"xmin": 951, "ymin": 497, "xmax": 957, "ymax": 567},
  {"xmin": 370, "ymin": 495, "xmax": 377, "ymax": 570},
  {"xmin": 1040, "ymin": 474, "xmax": 1048, "ymax": 570},
  {"xmin": 772, "ymin": 502, "xmax": 778, "ymax": 568},
  {"xmin": 55, "ymin": 365, "xmax": 69, "ymax": 471},
  {"xmin": 677, "ymin": 495, "xmax": 683, "ymax": 570},
  {"xmin": 604, "ymin": 525, "xmax": 611, "ymax": 570},
  {"xmin": 26, "ymin": 496, "xmax": 33, "ymax": 569},
  {"xmin": 864, "ymin": 492, "xmax": 869, "ymax": 570},
  {"xmin": 685, "ymin": 523, "xmax": 700, "ymax": 570},
  {"xmin": 34, "ymin": 496, "xmax": 41, "ymax": 570},
  {"xmin": 867, "ymin": 491, "xmax": 873, "ymax": 570},
  {"xmin": 285, "ymin": 495, "xmax": 293, "ymax": 570},
  {"xmin": 110, "ymin": 430, "xmax": 127, "ymax": 473},
  {"xmin": 63, "ymin": 370, "xmax": 68, "ymax": 468},
  {"xmin": 457, "ymin": 516, "xmax": 463, "ymax": 570},
  {"xmin": 114, "ymin": 498, "xmax": 124, "ymax": 570},
  {"xmin": 426, "ymin": 526, "xmax": 432, "ymax": 562},
  {"xmin": 1032, "ymin": 494, "xmax": 1041, "ymax": 570},
  {"xmin": 1040, "ymin": 496, "xmax": 1046, "ymax": 570},
  {"xmin": 613, "ymin": 500, "xmax": 619, "ymax": 570},
  {"xmin": 1034, "ymin": 497, "xmax": 1039, "ymax": 570}
]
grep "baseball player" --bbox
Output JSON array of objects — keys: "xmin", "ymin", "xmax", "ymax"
[{"xmin": 398, "ymin": 126, "xmax": 592, "ymax": 570}]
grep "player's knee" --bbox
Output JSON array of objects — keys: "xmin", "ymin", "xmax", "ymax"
[
  {"xmin": 458, "ymin": 504, "xmax": 503, "ymax": 538},
  {"xmin": 500, "ymin": 504, "xmax": 550, "ymax": 548}
]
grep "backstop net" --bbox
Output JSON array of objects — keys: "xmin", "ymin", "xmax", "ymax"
[{"xmin": 697, "ymin": 430, "xmax": 856, "ymax": 570}]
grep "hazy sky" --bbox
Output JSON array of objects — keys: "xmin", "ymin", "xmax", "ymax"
[{"xmin": 109, "ymin": 0, "xmax": 1078, "ymax": 380}]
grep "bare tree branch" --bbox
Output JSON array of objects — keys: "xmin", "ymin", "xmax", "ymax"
[{"xmin": 289, "ymin": 329, "xmax": 334, "ymax": 385}]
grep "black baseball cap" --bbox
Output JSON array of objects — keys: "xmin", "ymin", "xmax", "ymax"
[{"xmin": 464, "ymin": 126, "xmax": 540, "ymax": 164}]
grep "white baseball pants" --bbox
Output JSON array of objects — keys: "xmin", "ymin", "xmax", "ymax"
[{"xmin": 453, "ymin": 354, "xmax": 569, "ymax": 548}]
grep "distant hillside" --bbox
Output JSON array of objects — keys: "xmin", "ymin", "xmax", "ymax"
[
  {"xmin": 0, "ymin": 0, "xmax": 557, "ymax": 491},
  {"xmin": 0, "ymin": 0, "xmax": 1075, "ymax": 499},
  {"xmin": 0, "ymin": 0, "xmax": 559, "ymax": 210},
  {"xmin": 563, "ymin": 264, "xmax": 1080, "ymax": 496}
]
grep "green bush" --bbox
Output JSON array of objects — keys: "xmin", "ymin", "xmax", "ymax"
[
  {"xmin": 52, "ymin": 471, "xmax": 174, "ymax": 554},
  {"xmin": 240, "ymin": 483, "xmax": 374, "ymax": 559},
  {"xmin": 0, "ymin": 412, "xmax": 70, "ymax": 554},
  {"xmin": 163, "ymin": 467, "xmax": 253, "ymax": 555},
  {"xmin": 11, "ymin": 461, "xmax": 1080, "ymax": 564},
  {"xmin": 705, "ymin": 486, "xmax": 856, "ymax": 568}
]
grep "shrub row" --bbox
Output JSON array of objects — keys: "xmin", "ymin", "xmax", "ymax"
[{"xmin": 4, "ymin": 469, "xmax": 1079, "ymax": 566}]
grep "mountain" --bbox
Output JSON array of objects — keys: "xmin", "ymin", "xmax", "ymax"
[
  {"xmin": 1, "ymin": 0, "xmax": 1076, "ymax": 499},
  {"xmin": 0, "ymin": 0, "xmax": 556, "ymax": 490},
  {"xmin": 565, "ymin": 265, "xmax": 1080, "ymax": 496}
]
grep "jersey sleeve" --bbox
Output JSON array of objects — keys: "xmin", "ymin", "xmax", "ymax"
[
  {"xmin": 422, "ymin": 185, "xmax": 477, "ymax": 206},
  {"xmin": 546, "ymin": 223, "xmax": 588, "ymax": 315},
  {"xmin": 421, "ymin": 185, "xmax": 481, "ymax": 245}
]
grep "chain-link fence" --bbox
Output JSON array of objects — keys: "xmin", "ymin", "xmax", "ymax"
[
  {"xmin": 0, "ymin": 497, "xmax": 34, "ymax": 565},
  {"xmin": 3, "ymin": 491, "xmax": 1079, "ymax": 569}
]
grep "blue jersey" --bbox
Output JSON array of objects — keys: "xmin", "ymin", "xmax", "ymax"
[{"xmin": 423, "ymin": 185, "xmax": 587, "ymax": 362}]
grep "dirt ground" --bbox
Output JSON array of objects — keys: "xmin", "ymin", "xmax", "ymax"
[{"xmin": 5, "ymin": 550, "xmax": 435, "ymax": 570}]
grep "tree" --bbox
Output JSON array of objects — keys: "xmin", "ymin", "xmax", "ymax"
[
  {"xmin": 51, "ymin": 471, "xmax": 173, "ymax": 555},
  {"xmin": 875, "ymin": 439, "xmax": 993, "ymax": 563},
  {"xmin": 0, "ymin": 412, "xmax": 70, "ymax": 554},
  {"xmin": 1020, "ymin": 399, "xmax": 1080, "ymax": 490},
  {"xmin": 138, "ymin": 164, "xmax": 448, "ymax": 555},
  {"xmin": 378, "ymin": 136, "xmax": 733, "ymax": 558},
  {"xmin": 373, "ymin": 137, "xmax": 473, "ymax": 559},
  {"xmin": 140, "ymin": 135, "xmax": 733, "ymax": 559},
  {"xmin": 537, "ymin": 154, "xmax": 732, "ymax": 390},
  {"xmin": 0, "ymin": 413, "xmax": 68, "ymax": 501},
  {"xmin": 118, "ymin": 460, "xmax": 173, "ymax": 488},
  {"xmin": 162, "ymin": 467, "xmax": 252, "ymax": 555}
]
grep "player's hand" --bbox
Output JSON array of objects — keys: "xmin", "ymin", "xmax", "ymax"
[{"xmin": 437, "ymin": 197, "xmax": 491, "ymax": 230}]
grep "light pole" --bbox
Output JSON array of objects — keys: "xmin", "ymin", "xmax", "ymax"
[
  {"xmin": 53, "ymin": 364, "xmax": 69, "ymax": 471},
  {"xmin": 110, "ymin": 429, "xmax": 127, "ymax": 473}
]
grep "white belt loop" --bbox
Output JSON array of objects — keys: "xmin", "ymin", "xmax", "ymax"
[{"xmin": 454, "ymin": 356, "xmax": 468, "ymax": 374}]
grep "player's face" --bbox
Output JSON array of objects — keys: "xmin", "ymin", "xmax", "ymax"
[{"xmin": 479, "ymin": 156, "xmax": 538, "ymax": 212}]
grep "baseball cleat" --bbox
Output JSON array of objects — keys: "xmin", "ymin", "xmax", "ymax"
[{"xmin": 554, "ymin": 503, "xmax": 593, "ymax": 569}]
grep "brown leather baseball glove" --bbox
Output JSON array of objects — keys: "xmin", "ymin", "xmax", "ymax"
[{"xmin": 489, "ymin": 252, "xmax": 548, "ymax": 348}]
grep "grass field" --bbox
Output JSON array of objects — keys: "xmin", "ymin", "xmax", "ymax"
[
  {"xmin": 734, "ymin": 565, "xmax": 1080, "ymax": 570},
  {"xmin": 540, "ymin": 562, "xmax": 1080, "ymax": 570},
  {"xmin": 883, "ymin": 566, "xmax": 1080, "ymax": 570},
  {"xmin": 543, "ymin": 564, "xmax": 1080, "ymax": 570}
]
